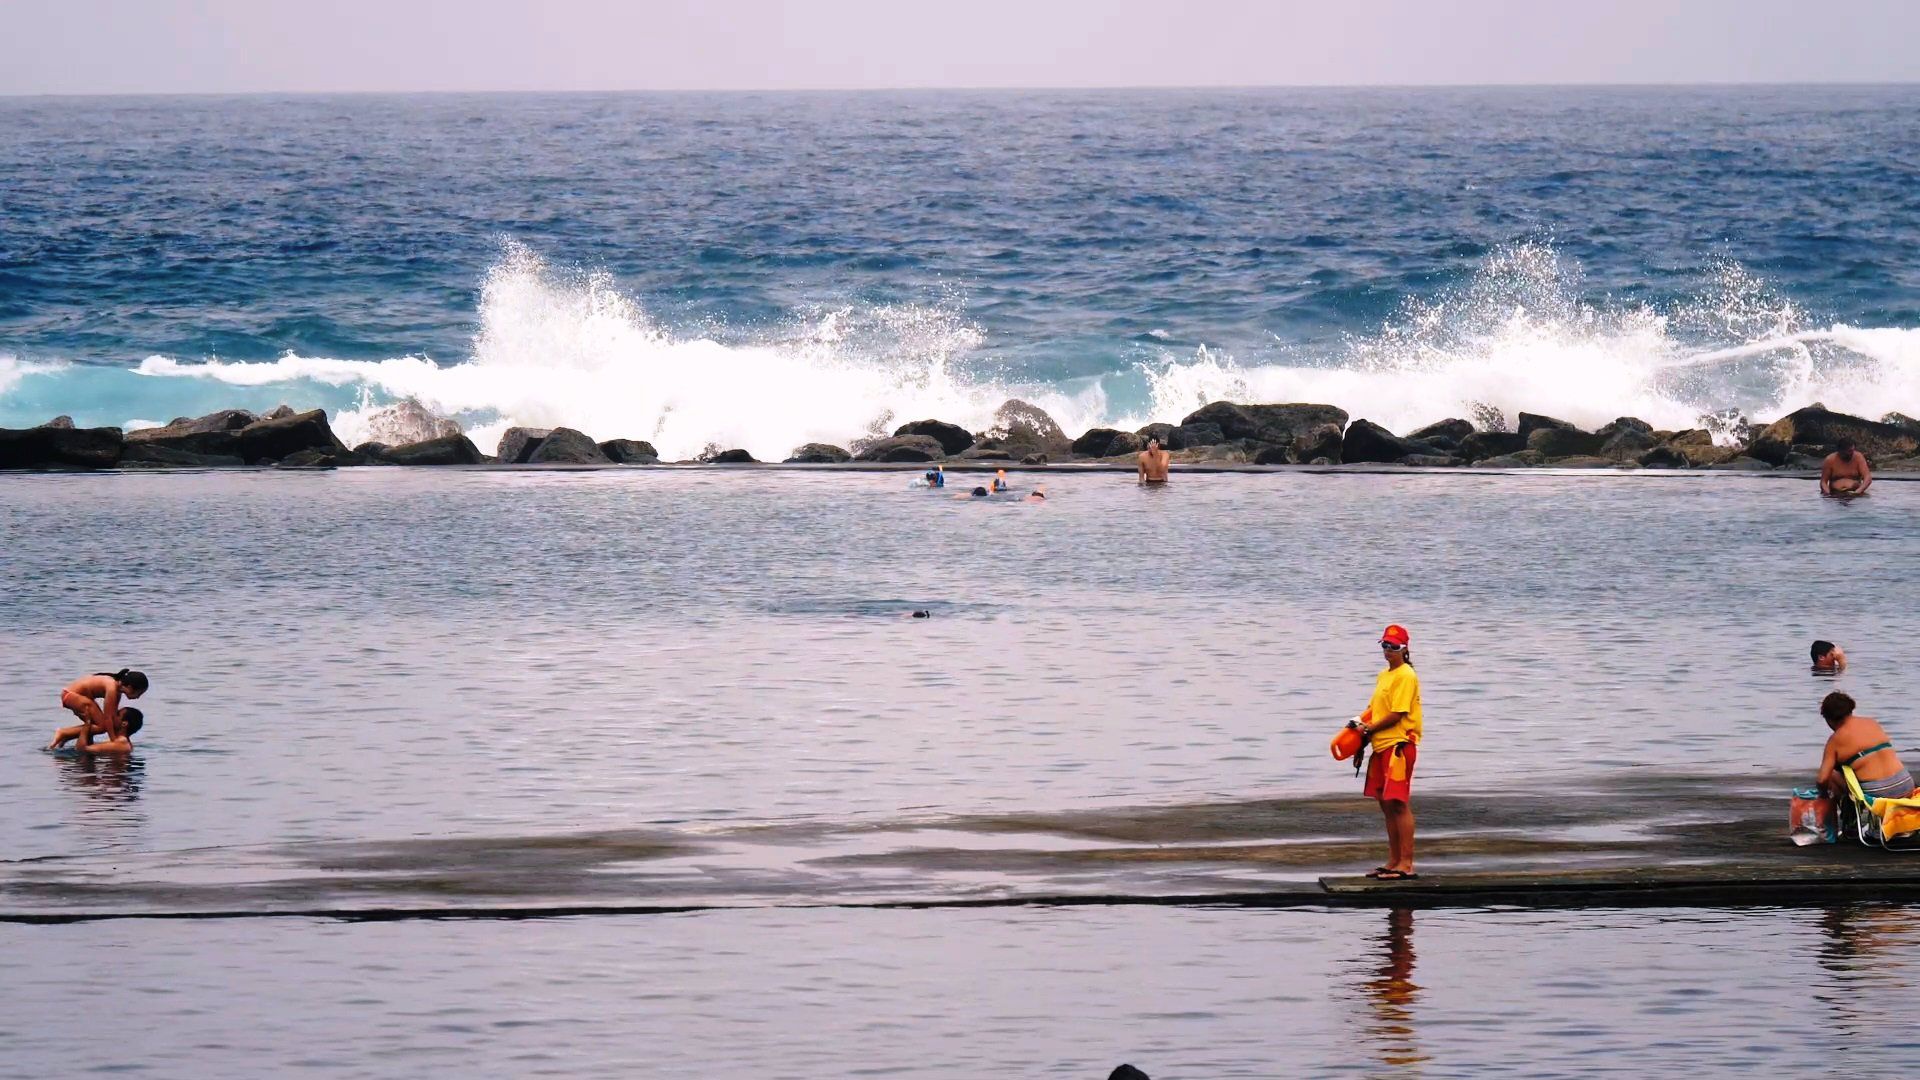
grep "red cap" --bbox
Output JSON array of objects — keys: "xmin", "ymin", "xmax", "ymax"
[{"xmin": 1379, "ymin": 624, "xmax": 1410, "ymax": 647}]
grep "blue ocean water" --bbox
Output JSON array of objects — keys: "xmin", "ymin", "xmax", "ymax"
[{"xmin": 3, "ymin": 87, "xmax": 1919, "ymax": 457}]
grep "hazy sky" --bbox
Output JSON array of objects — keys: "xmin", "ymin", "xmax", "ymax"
[{"xmin": 3, "ymin": 0, "xmax": 1917, "ymax": 95}]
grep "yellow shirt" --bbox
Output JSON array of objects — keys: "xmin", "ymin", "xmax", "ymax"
[{"xmin": 1366, "ymin": 663, "xmax": 1422, "ymax": 752}]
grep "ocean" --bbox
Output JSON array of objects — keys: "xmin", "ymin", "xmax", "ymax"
[{"xmin": 3, "ymin": 86, "xmax": 1919, "ymax": 457}]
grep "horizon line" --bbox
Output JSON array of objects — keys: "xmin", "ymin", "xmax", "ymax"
[{"xmin": 5, "ymin": 78, "xmax": 1919, "ymax": 101}]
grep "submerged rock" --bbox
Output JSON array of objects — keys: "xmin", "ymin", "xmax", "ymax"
[
  {"xmin": 0, "ymin": 425, "xmax": 125, "ymax": 469},
  {"xmin": 784, "ymin": 443, "xmax": 851, "ymax": 464},
  {"xmin": 384, "ymin": 433, "xmax": 485, "ymax": 465},
  {"xmin": 893, "ymin": 419, "xmax": 975, "ymax": 456},
  {"xmin": 854, "ymin": 435, "xmax": 944, "ymax": 463},
  {"xmin": 599, "ymin": 439, "xmax": 660, "ymax": 464},
  {"xmin": 496, "ymin": 427, "xmax": 553, "ymax": 464},
  {"xmin": 525, "ymin": 427, "xmax": 611, "ymax": 464}
]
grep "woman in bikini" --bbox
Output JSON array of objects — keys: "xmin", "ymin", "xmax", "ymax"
[
  {"xmin": 54, "ymin": 669, "xmax": 148, "ymax": 747},
  {"xmin": 1817, "ymin": 691, "xmax": 1913, "ymax": 800}
]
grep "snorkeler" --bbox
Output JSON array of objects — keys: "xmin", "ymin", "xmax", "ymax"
[
  {"xmin": 57, "ymin": 669, "xmax": 148, "ymax": 744},
  {"xmin": 48, "ymin": 707, "xmax": 143, "ymax": 754},
  {"xmin": 922, "ymin": 465, "xmax": 946, "ymax": 488}
]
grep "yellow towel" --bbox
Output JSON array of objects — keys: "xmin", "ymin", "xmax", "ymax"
[{"xmin": 1870, "ymin": 798, "xmax": 1920, "ymax": 841}]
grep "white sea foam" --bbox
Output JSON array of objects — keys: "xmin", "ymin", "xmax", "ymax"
[
  {"xmin": 0, "ymin": 354, "xmax": 67, "ymax": 396},
  {"xmin": 110, "ymin": 239, "xmax": 1920, "ymax": 453}
]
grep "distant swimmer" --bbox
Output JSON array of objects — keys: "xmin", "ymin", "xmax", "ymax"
[
  {"xmin": 1812, "ymin": 639, "xmax": 1847, "ymax": 675},
  {"xmin": 1821, "ymin": 438, "xmax": 1872, "ymax": 496},
  {"xmin": 49, "ymin": 707, "xmax": 143, "ymax": 754},
  {"xmin": 56, "ymin": 669, "xmax": 148, "ymax": 746},
  {"xmin": 993, "ymin": 469, "xmax": 1009, "ymax": 492},
  {"xmin": 1025, "ymin": 484, "xmax": 1048, "ymax": 502},
  {"xmin": 954, "ymin": 485, "xmax": 992, "ymax": 500},
  {"xmin": 922, "ymin": 465, "xmax": 946, "ymax": 488},
  {"xmin": 1817, "ymin": 691, "xmax": 1913, "ymax": 800},
  {"xmin": 910, "ymin": 609, "xmax": 932, "ymax": 619},
  {"xmin": 1137, "ymin": 437, "xmax": 1170, "ymax": 483}
]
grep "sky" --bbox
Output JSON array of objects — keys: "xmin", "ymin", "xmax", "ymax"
[{"xmin": 2, "ymin": 0, "xmax": 1917, "ymax": 95}]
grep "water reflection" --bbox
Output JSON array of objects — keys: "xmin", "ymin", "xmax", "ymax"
[
  {"xmin": 1349, "ymin": 907, "xmax": 1425, "ymax": 1075},
  {"xmin": 48, "ymin": 751, "xmax": 145, "ymax": 846},
  {"xmin": 1815, "ymin": 903, "xmax": 1920, "ymax": 1038}
]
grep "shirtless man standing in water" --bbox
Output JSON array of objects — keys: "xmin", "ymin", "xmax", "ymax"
[
  {"xmin": 1137, "ymin": 437, "xmax": 1171, "ymax": 483},
  {"xmin": 1821, "ymin": 438, "xmax": 1872, "ymax": 496}
]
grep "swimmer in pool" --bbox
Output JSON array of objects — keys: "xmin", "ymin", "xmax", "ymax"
[
  {"xmin": 48, "ymin": 707, "xmax": 143, "ymax": 754},
  {"xmin": 953, "ymin": 485, "xmax": 993, "ymax": 500},
  {"xmin": 922, "ymin": 465, "xmax": 946, "ymax": 488},
  {"xmin": 1138, "ymin": 438, "xmax": 1170, "ymax": 483},
  {"xmin": 993, "ymin": 469, "xmax": 1009, "ymax": 492},
  {"xmin": 1026, "ymin": 484, "xmax": 1048, "ymax": 502},
  {"xmin": 1812, "ymin": 640, "xmax": 1847, "ymax": 675},
  {"xmin": 1821, "ymin": 438, "xmax": 1872, "ymax": 496}
]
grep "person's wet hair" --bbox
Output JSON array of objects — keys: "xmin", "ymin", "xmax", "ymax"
[
  {"xmin": 971, "ymin": 486, "xmax": 989, "ymax": 497},
  {"xmin": 121, "ymin": 708, "xmax": 143, "ymax": 736},
  {"xmin": 1812, "ymin": 640, "xmax": 1835, "ymax": 663},
  {"xmin": 100, "ymin": 669, "xmax": 149, "ymax": 695},
  {"xmin": 1821, "ymin": 691, "xmax": 1856, "ymax": 724}
]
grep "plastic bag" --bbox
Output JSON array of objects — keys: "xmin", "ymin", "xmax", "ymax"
[{"xmin": 1790, "ymin": 786, "xmax": 1837, "ymax": 846}]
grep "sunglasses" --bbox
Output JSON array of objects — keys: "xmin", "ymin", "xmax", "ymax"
[{"xmin": 1379, "ymin": 642, "xmax": 1405, "ymax": 651}]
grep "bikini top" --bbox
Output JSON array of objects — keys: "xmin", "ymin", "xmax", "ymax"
[{"xmin": 1841, "ymin": 742, "xmax": 1893, "ymax": 769}]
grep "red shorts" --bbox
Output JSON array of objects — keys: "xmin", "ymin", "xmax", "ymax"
[{"xmin": 1364, "ymin": 741, "xmax": 1417, "ymax": 802}]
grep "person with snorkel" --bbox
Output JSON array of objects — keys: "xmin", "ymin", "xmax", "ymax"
[{"xmin": 1347, "ymin": 625, "xmax": 1422, "ymax": 879}]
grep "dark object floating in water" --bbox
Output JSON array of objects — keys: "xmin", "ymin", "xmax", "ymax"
[
  {"xmin": 911, "ymin": 610, "xmax": 931, "ymax": 619},
  {"xmin": 1110, "ymin": 1066, "xmax": 1151, "ymax": 1080}
]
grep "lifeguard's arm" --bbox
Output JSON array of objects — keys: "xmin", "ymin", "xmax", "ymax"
[{"xmin": 1858, "ymin": 457, "xmax": 1873, "ymax": 492}]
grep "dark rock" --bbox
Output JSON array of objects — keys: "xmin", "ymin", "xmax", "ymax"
[
  {"xmin": 1401, "ymin": 453, "xmax": 1461, "ymax": 467},
  {"xmin": 784, "ymin": 443, "xmax": 850, "ymax": 464},
  {"xmin": 0, "ymin": 425, "xmax": 125, "ymax": 469},
  {"xmin": 1881, "ymin": 411, "xmax": 1920, "ymax": 434},
  {"xmin": 1666, "ymin": 429, "xmax": 1714, "ymax": 447},
  {"xmin": 1547, "ymin": 455, "xmax": 1620, "ymax": 468},
  {"xmin": 263, "ymin": 404, "xmax": 296, "ymax": 421},
  {"xmin": 1595, "ymin": 416, "xmax": 1653, "ymax": 438},
  {"xmin": 385, "ymin": 433, "xmax": 485, "ymax": 466},
  {"xmin": 1020, "ymin": 452, "xmax": 1049, "ymax": 465},
  {"xmin": 1782, "ymin": 452, "xmax": 1826, "ymax": 470},
  {"xmin": 699, "ymin": 447, "xmax": 758, "ymax": 464},
  {"xmin": 957, "ymin": 446, "xmax": 1014, "ymax": 461},
  {"xmin": 1341, "ymin": 419, "xmax": 1438, "ymax": 464},
  {"xmin": 982, "ymin": 399, "xmax": 1070, "ymax": 455},
  {"xmin": 854, "ymin": 435, "xmax": 944, "ymax": 463},
  {"xmin": 352, "ymin": 441, "xmax": 395, "ymax": 463},
  {"xmin": 1638, "ymin": 446, "xmax": 1690, "ymax": 469},
  {"xmin": 1526, "ymin": 426, "xmax": 1606, "ymax": 458},
  {"xmin": 1679, "ymin": 444, "xmax": 1741, "ymax": 467},
  {"xmin": 893, "ymin": 419, "xmax": 975, "ymax": 456},
  {"xmin": 1516, "ymin": 412, "xmax": 1576, "ymax": 439},
  {"xmin": 526, "ymin": 427, "xmax": 611, "ymax": 464},
  {"xmin": 599, "ymin": 439, "xmax": 660, "ymax": 464},
  {"xmin": 496, "ymin": 427, "xmax": 553, "ymax": 464},
  {"xmin": 1134, "ymin": 421, "xmax": 1222, "ymax": 451},
  {"xmin": 1478, "ymin": 452, "xmax": 1543, "ymax": 468},
  {"xmin": 1599, "ymin": 428, "xmax": 1660, "ymax": 461},
  {"xmin": 277, "ymin": 448, "xmax": 372, "ymax": 468},
  {"xmin": 1879, "ymin": 456, "xmax": 1920, "ymax": 472},
  {"xmin": 1109, "ymin": 1067, "xmax": 1151, "ymax": 1080},
  {"xmin": 120, "ymin": 443, "xmax": 245, "ymax": 467},
  {"xmin": 1252, "ymin": 444, "xmax": 1293, "ymax": 465},
  {"xmin": 1105, "ymin": 431, "xmax": 1145, "ymax": 457},
  {"xmin": 229, "ymin": 409, "xmax": 346, "ymax": 464},
  {"xmin": 1408, "ymin": 418, "xmax": 1474, "ymax": 444},
  {"xmin": 1457, "ymin": 431, "xmax": 1528, "ymax": 462},
  {"xmin": 1072, "ymin": 428, "xmax": 1127, "ymax": 456},
  {"xmin": 39, "ymin": 415, "xmax": 74, "ymax": 429},
  {"xmin": 1709, "ymin": 456, "xmax": 1774, "ymax": 471},
  {"xmin": 1180, "ymin": 401, "xmax": 1349, "ymax": 449},
  {"xmin": 128, "ymin": 409, "xmax": 258, "ymax": 440},
  {"xmin": 1747, "ymin": 405, "xmax": 1919, "ymax": 465}
]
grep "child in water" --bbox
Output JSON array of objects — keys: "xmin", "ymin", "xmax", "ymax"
[
  {"xmin": 49, "ymin": 708, "xmax": 144, "ymax": 754},
  {"xmin": 54, "ymin": 669, "xmax": 148, "ymax": 745}
]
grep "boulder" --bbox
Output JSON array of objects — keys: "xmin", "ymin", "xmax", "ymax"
[
  {"xmin": 356, "ymin": 399, "xmax": 462, "ymax": 447},
  {"xmin": 229, "ymin": 409, "xmax": 346, "ymax": 464},
  {"xmin": 1408, "ymin": 418, "xmax": 1474, "ymax": 445},
  {"xmin": 1526, "ymin": 426, "xmax": 1606, "ymax": 458},
  {"xmin": 1666, "ymin": 429, "xmax": 1714, "ymax": 447},
  {"xmin": 981, "ymin": 399, "xmax": 1070, "ymax": 455},
  {"xmin": 1708, "ymin": 456, "xmax": 1774, "ymax": 471},
  {"xmin": 784, "ymin": 443, "xmax": 851, "ymax": 464},
  {"xmin": 119, "ymin": 443, "xmax": 244, "ymax": 468},
  {"xmin": 1747, "ymin": 405, "xmax": 1919, "ymax": 466},
  {"xmin": 853, "ymin": 435, "xmax": 944, "ymax": 463},
  {"xmin": 1516, "ymin": 412, "xmax": 1576, "ymax": 439},
  {"xmin": 525, "ymin": 427, "xmax": 611, "ymax": 464},
  {"xmin": 0, "ymin": 425, "xmax": 125, "ymax": 469},
  {"xmin": 1599, "ymin": 427, "xmax": 1660, "ymax": 462},
  {"xmin": 40, "ymin": 415, "xmax": 74, "ymax": 429},
  {"xmin": 599, "ymin": 439, "xmax": 660, "ymax": 464},
  {"xmin": 1104, "ymin": 431, "xmax": 1146, "ymax": 457},
  {"xmin": 1595, "ymin": 416, "xmax": 1653, "ymax": 438},
  {"xmin": 1478, "ymin": 450, "xmax": 1545, "ymax": 468},
  {"xmin": 1021, "ymin": 452, "xmax": 1049, "ymax": 465},
  {"xmin": 263, "ymin": 404, "xmax": 297, "ymax": 421},
  {"xmin": 700, "ymin": 447, "xmax": 758, "ymax": 464},
  {"xmin": 1679, "ymin": 444, "xmax": 1742, "ymax": 467},
  {"xmin": 1881, "ymin": 412, "xmax": 1920, "ymax": 434},
  {"xmin": 1252, "ymin": 445, "xmax": 1293, "ymax": 465},
  {"xmin": 1341, "ymin": 419, "xmax": 1437, "ymax": 464},
  {"xmin": 1457, "ymin": 430, "xmax": 1528, "ymax": 462},
  {"xmin": 384, "ymin": 433, "xmax": 485, "ymax": 465},
  {"xmin": 496, "ymin": 427, "xmax": 553, "ymax": 464},
  {"xmin": 1180, "ymin": 402, "xmax": 1349, "ymax": 450},
  {"xmin": 1135, "ymin": 421, "xmax": 1223, "ymax": 451},
  {"xmin": 957, "ymin": 446, "xmax": 1014, "ymax": 461},
  {"xmin": 1072, "ymin": 428, "xmax": 1127, "ymax": 457},
  {"xmin": 892, "ymin": 419, "xmax": 974, "ymax": 456},
  {"xmin": 1638, "ymin": 446, "xmax": 1690, "ymax": 469},
  {"xmin": 1782, "ymin": 452, "xmax": 1826, "ymax": 470}
]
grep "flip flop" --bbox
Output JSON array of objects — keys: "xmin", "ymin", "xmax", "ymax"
[
  {"xmin": 1367, "ymin": 866, "xmax": 1394, "ymax": 877},
  {"xmin": 1371, "ymin": 869, "xmax": 1420, "ymax": 881}
]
